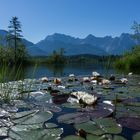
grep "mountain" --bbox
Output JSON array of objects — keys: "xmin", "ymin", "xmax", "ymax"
[
  {"xmin": 33, "ymin": 33, "xmax": 137, "ymax": 56},
  {"xmin": 0, "ymin": 29, "xmax": 34, "ymax": 47},
  {"xmin": 0, "ymin": 30, "xmax": 138, "ymax": 56},
  {"xmin": 34, "ymin": 33, "xmax": 106, "ymax": 56}
]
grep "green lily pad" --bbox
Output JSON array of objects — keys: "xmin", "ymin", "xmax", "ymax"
[
  {"xmin": 12, "ymin": 111, "xmax": 53, "ymax": 124},
  {"xmin": 62, "ymin": 135, "xmax": 85, "ymax": 140},
  {"xmin": 117, "ymin": 117, "xmax": 140, "ymax": 130},
  {"xmin": 75, "ymin": 118, "xmax": 122, "ymax": 135},
  {"xmin": 133, "ymin": 132, "xmax": 140, "ymax": 140},
  {"xmin": 57, "ymin": 112, "xmax": 90, "ymax": 124},
  {"xmin": 93, "ymin": 118, "xmax": 122, "ymax": 134},
  {"xmin": 45, "ymin": 123, "xmax": 58, "ymax": 128},
  {"xmin": 11, "ymin": 110, "xmax": 37, "ymax": 119},
  {"xmin": 86, "ymin": 134, "xmax": 107, "ymax": 140},
  {"xmin": 9, "ymin": 128, "xmax": 63, "ymax": 140},
  {"xmin": 62, "ymin": 103, "xmax": 81, "ymax": 109},
  {"xmin": 75, "ymin": 121, "xmax": 103, "ymax": 135},
  {"xmin": 113, "ymin": 135, "xmax": 126, "ymax": 140}
]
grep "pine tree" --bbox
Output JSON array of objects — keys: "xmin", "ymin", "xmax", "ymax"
[{"xmin": 7, "ymin": 16, "xmax": 23, "ymax": 64}]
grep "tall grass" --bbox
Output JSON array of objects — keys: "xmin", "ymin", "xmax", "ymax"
[
  {"xmin": 115, "ymin": 46, "xmax": 140, "ymax": 73},
  {"xmin": 0, "ymin": 62, "xmax": 38, "ymax": 103}
]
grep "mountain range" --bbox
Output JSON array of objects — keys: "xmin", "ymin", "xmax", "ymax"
[{"xmin": 0, "ymin": 29, "xmax": 138, "ymax": 56}]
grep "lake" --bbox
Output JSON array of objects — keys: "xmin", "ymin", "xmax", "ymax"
[{"xmin": 5, "ymin": 62, "xmax": 123, "ymax": 80}]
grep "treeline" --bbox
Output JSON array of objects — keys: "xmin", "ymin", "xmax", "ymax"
[
  {"xmin": 66, "ymin": 54, "xmax": 119, "ymax": 64},
  {"xmin": 29, "ymin": 54, "xmax": 120, "ymax": 66}
]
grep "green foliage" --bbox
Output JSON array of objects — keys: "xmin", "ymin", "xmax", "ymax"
[
  {"xmin": 115, "ymin": 21, "xmax": 140, "ymax": 72},
  {"xmin": 47, "ymin": 48, "xmax": 66, "ymax": 64},
  {"xmin": 115, "ymin": 45, "xmax": 140, "ymax": 72},
  {"xmin": 0, "ymin": 16, "xmax": 28, "ymax": 65}
]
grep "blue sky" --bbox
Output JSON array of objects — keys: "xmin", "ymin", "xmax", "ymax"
[{"xmin": 0, "ymin": 0, "xmax": 140, "ymax": 43}]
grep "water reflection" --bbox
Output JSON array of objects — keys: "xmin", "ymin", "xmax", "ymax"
[
  {"xmin": 24, "ymin": 63, "xmax": 117, "ymax": 79},
  {"xmin": 0, "ymin": 63, "xmax": 124, "ymax": 81}
]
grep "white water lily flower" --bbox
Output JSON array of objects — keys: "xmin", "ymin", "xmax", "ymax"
[
  {"xmin": 40, "ymin": 77, "xmax": 48, "ymax": 82},
  {"xmin": 120, "ymin": 78, "xmax": 128, "ymax": 83},
  {"xmin": 128, "ymin": 72, "xmax": 133, "ymax": 76},
  {"xmin": 69, "ymin": 74, "xmax": 75, "ymax": 77},
  {"xmin": 71, "ymin": 91, "xmax": 97, "ymax": 105},
  {"xmin": 54, "ymin": 78, "xmax": 61, "ymax": 84},
  {"xmin": 102, "ymin": 79, "xmax": 110, "ymax": 85},
  {"xmin": 57, "ymin": 85, "xmax": 65, "ymax": 89},
  {"xmin": 91, "ymin": 80, "xmax": 97, "ymax": 85},
  {"xmin": 67, "ymin": 97, "xmax": 79, "ymax": 104},
  {"xmin": 83, "ymin": 77, "xmax": 90, "ymax": 82},
  {"xmin": 81, "ymin": 94, "xmax": 97, "ymax": 105},
  {"xmin": 103, "ymin": 100, "xmax": 113, "ymax": 106},
  {"xmin": 92, "ymin": 71, "xmax": 100, "ymax": 77}
]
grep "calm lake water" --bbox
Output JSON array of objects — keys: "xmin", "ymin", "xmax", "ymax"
[
  {"xmin": 21, "ymin": 63, "xmax": 119, "ymax": 79},
  {"xmin": 0, "ymin": 62, "xmax": 127, "ymax": 81}
]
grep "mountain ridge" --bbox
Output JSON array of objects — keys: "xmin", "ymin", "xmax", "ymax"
[{"xmin": 0, "ymin": 30, "xmax": 138, "ymax": 56}]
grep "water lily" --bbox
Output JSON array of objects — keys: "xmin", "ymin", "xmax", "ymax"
[
  {"xmin": 40, "ymin": 77, "xmax": 48, "ymax": 83},
  {"xmin": 92, "ymin": 71, "xmax": 100, "ymax": 77},
  {"xmin": 69, "ymin": 74, "xmax": 75, "ymax": 77},
  {"xmin": 54, "ymin": 78, "xmax": 61, "ymax": 84},
  {"xmin": 101, "ymin": 79, "xmax": 111, "ymax": 85},
  {"xmin": 120, "ymin": 78, "xmax": 128, "ymax": 83},
  {"xmin": 71, "ymin": 91, "xmax": 97, "ymax": 105}
]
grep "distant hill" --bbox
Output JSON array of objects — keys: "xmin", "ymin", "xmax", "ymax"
[
  {"xmin": 0, "ymin": 29, "xmax": 34, "ymax": 48},
  {"xmin": 33, "ymin": 33, "xmax": 137, "ymax": 56},
  {"xmin": 0, "ymin": 30, "xmax": 138, "ymax": 56}
]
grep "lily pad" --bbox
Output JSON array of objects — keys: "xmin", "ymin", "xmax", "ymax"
[
  {"xmin": 113, "ymin": 135, "xmax": 126, "ymax": 140},
  {"xmin": 93, "ymin": 118, "xmax": 122, "ymax": 134},
  {"xmin": 57, "ymin": 112, "xmax": 90, "ymax": 124},
  {"xmin": 8, "ymin": 128, "xmax": 63, "ymax": 140},
  {"xmin": 117, "ymin": 117, "xmax": 140, "ymax": 130},
  {"xmin": 62, "ymin": 135, "xmax": 85, "ymax": 140},
  {"xmin": 62, "ymin": 103, "xmax": 81, "ymax": 109},
  {"xmin": 57, "ymin": 107, "xmax": 113, "ymax": 124},
  {"xmin": 86, "ymin": 134, "xmax": 110, "ymax": 140},
  {"xmin": 11, "ymin": 110, "xmax": 37, "ymax": 119},
  {"xmin": 12, "ymin": 110, "xmax": 53, "ymax": 124},
  {"xmin": 133, "ymin": 132, "xmax": 140, "ymax": 140},
  {"xmin": 74, "ymin": 121, "xmax": 102, "ymax": 135},
  {"xmin": 0, "ymin": 127, "xmax": 8, "ymax": 136},
  {"xmin": 75, "ymin": 118, "xmax": 122, "ymax": 135},
  {"xmin": 52, "ymin": 94, "xmax": 69, "ymax": 104}
]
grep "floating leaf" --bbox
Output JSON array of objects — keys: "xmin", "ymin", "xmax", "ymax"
[
  {"xmin": 45, "ymin": 123, "xmax": 58, "ymax": 128},
  {"xmin": 62, "ymin": 135, "xmax": 85, "ymax": 140},
  {"xmin": 9, "ymin": 128, "xmax": 63, "ymax": 140},
  {"xmin": 117, "ymin": 117, "xmax": 140, "ymax": 130},
  {"xmin": 75, "ymin": 121, "xmax": 102, "ymax": 135},
  {"xmin": 93, "ymin": 118, "xmax": 122, "ymax": 134},
  {"xmin": 86, "ymin": 134, "xmax": 108, "ymax": 140},
  {"xmin": 11, "ymin": 110, "xmax": 36, "ymax": 119},
  {"xmin": 52, "ymin": 94, "xmax": 69, "ymax": 104},
  {"xmin": 0, "ymin": 127, "xmax": 8, "ymax": 136},
  {"xmin": 75, "ymin": 118, "xmax": 122, "ymax": 135},
  {"xmin": 62, "ymin": 103, "xmax": 81, "ymax": 109},
  {"xmin": 113, "ymin": 135, "xmax": 126, "ymax": 140},
  {"xmin": 133, "ymin": 132, "xmax": 140, "ymax": 140},
  {"xmin": 12, "ymin": 111, "xmax": 53, "ymax": 124},
  {"xmin": 57, "ymin": 112, "xmax": 90, "ymax": 124}
]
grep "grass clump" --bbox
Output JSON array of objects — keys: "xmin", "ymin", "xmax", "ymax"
[{"xmin": 115, "ymin": 45, "xmax": 140, "ymax": 72}]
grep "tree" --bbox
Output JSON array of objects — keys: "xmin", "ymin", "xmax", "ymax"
[
  {"xmin": 7, "ymin": 16, "xmax": 23, "ymax": 64},
  {"xmin": 131, "ymin": 21, "xmax": 140, "ymax": 44}
]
